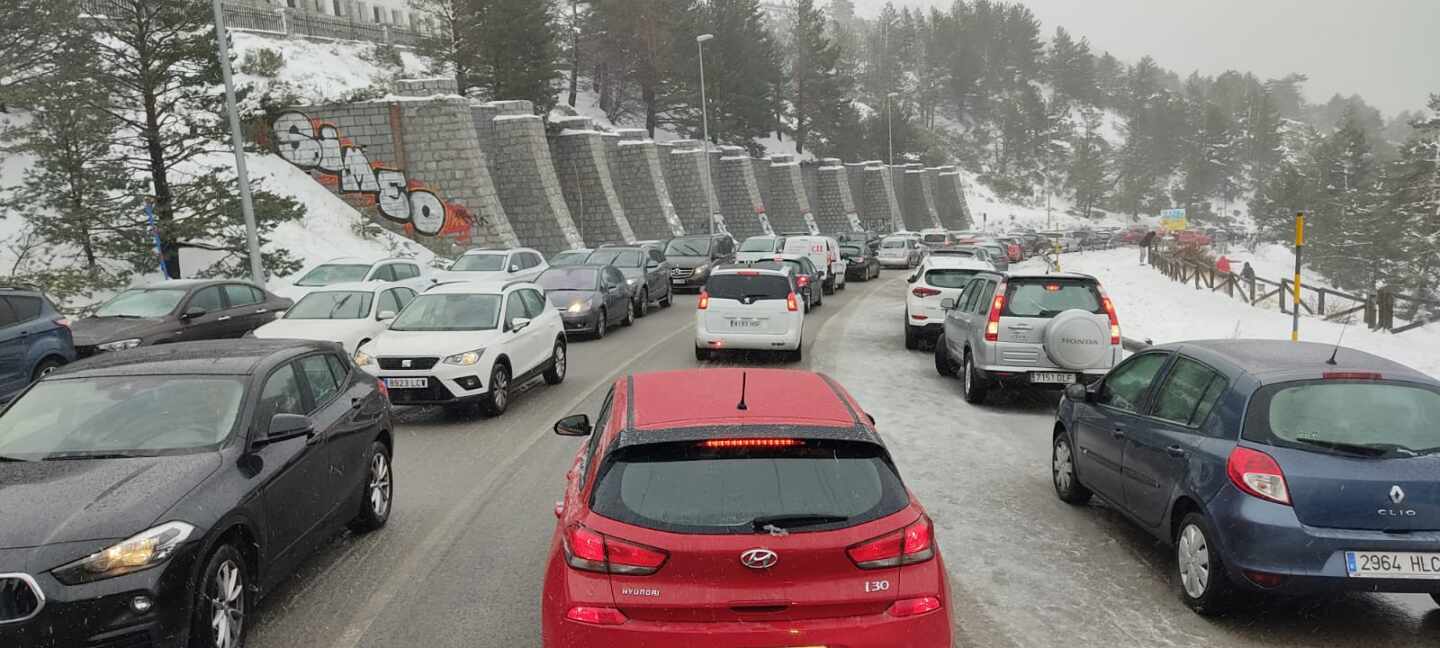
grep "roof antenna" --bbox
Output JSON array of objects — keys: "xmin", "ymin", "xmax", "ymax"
[
  {"xmin": 736, "ymin": 372, "xmax": 749, "ymax": 411},
  {"xmin": 1326, "ymin": 315, "xmax": 1352, "ymax": 365}
]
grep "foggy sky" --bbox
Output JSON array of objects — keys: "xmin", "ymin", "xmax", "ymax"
[{"xmin": 851, "ymin": 0, "xmax": 1439, "ymax": 116}]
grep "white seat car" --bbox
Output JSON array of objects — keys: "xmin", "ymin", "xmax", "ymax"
[
  {"xmin": 695, "ymin": 267, "xmax": 805, "ymax": 362},
  {"xmin": 252, "ymin": 282, "xmax": 417, "ymax": 354},
  {"xmin": 283, "ymin": 257, "xmax": 430, "ymax": 300},
  {"xmin": 781, "ymin": 235, "xmax": 847, "ymax": 294},
  {"xmin": 355, "ymin": 281, "xmax": 566, "ymax": 416},
  {"xmin": 904, "ymin": 255, "xmax": 991, "ymax": 349},
  {"xmin": 435, "ymin": 247, "xmax": 549, "ymax": 285}
]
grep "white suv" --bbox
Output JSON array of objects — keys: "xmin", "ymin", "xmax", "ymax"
[
  {"xmin": 355, "ymin": 281, "xmax": 566, "ymax": 416},
  {"xmin": 904, "ymin": 255, "xmax": 991, "ymax": 350},
  {"xmin": 437, "ymin": 247, "xmax": 549, "ymax": 285},
  {"xmin": 695, "ymin": 267, "xmax": 805, "ymax": 362},
  {"xmin": 284, "ymin": 257, "xmax": 430, "ymax": 299},
  {"xmin": 781, "ymin": 235, "xmax": 847, "ymax": 295}
]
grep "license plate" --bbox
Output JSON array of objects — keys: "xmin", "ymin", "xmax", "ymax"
[
  {"xmin": 384, "ymin": 377, "xmax": 428, "ymax": 389},
  {"xmin": 672, "ymin": 279, "xmax": 685, "ymax": 285},
  {"xmin": 729, "ymin": 318, "xmax": 764, "ymax": 328},
  {"xmin": 1031, "ymin": 372, "xmax": 1077, "ymax": 384},
  {"xmin": 1346, "ymin": 551, "xmax": 1440, "ymax": 579}
]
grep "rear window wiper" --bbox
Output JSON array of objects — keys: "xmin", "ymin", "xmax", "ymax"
[
  {"xmin": 1290, "ymin": 438, "xmax": 1389, "ymax": 457},
  {"xmin": 751, "ymin": 513, "xmax": 849, "ymax": 534},
  {"xmin": 0, "ymin": 455, "xmax": 31, "ymax": 462}
]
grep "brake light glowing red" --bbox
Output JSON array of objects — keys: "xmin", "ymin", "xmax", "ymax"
[
  {"xmin": 983, "ymin": 293, "xmax": 1005, "ymax": 342},
  {"xmin": 566, "ymin": 606, "xmax": 628, "ymax": 626},
  {"xmin": 787, "ymin": 292, "xmax": 799, "ymax": 312},
  {"xmin": 737, "ymin": 270, "xmax": 759, "ymax": 276},
  {"xmin": 1102, "ymin": 296, "xmax": 1120, "ymax": 345},
  {"xmin": 700, "ymin": 438, "xmax": 803, "ymax": 449},
  {"xmin": 1323, "ymin": 372, "xmax": 1382, "ymax": 380},
  {"xmin": 912, "ymin": 286, "xmax": 941, "ymax": 298},
  {"xmin": 888, "ymin": 596, "xmax": 943, "ymax": 617},
  {"xmin": 564, "ymin": 525, "xmax": 668, "ymax": 575},
  {"xmin": 797, "ymin": 275, "xmax": 810, "ymax": 287},
  {"xmin": 697, "ymin": 291, "xmax": 710, "ymax": 310},
  {"xmin": 1227, "ymin": 447, "xmax": 1290, "ymax": 506},
  {"xmin": 847, "ymin": 516, "xmax": 935, "ymax": 569}
]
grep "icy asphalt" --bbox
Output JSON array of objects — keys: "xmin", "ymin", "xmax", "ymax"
[{"xmin": 245, "ymin": 268, "xmax": 1440, "ymax": 648}]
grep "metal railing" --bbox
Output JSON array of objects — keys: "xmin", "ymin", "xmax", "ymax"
[{"xmin": 77, "ymin": 0, "xmax": 421, "ymax": 47}]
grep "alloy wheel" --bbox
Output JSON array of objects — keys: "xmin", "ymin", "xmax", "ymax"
[
  {"xmin": 963, "ymin": 354, "xmax": 973, "ymax": 394},
  {"xmin": 596, "ymin": 313, "xmax": 606, "ymax": 338},
  {"xmin": 208, "ymin": 559, "xmax": 244, "ymax": 648},
  {"xmin": 1053, "ymin": 439, "xmax": 1074, "ymax": 493},
  {"xmin": 492, "ymin": 369, "xmax": 509, "ymax": 410},
  {"xmin": 553, "ymin": 344, "xmax": 567, "ymax": 380},
  {"xmin": 1178, "ymin": 524, "xmax": 1211, "ymax": 599},
  {"xmin": 368, "ymin": 451, "xmax": 392, "ymax": 519}
]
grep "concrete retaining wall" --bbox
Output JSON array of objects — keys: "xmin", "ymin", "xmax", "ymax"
[
  {"xmin": 766, "ymin": 154, "xmax": 817, "ymax": 235},
  {"xmin": 551, "ymin": 117, "xmax": 635, "ymax": 247},
  {"xmin": 717, "ymin": 146, "xmax": 770, "ymax": 240},
  {"xmin": 814, "ymin": 158, "xmax": 861, "ymax": 233},
  {"xmin": 615, "ymin": 129, "xmax": 686, "ymax": 240},
  {"xmin": 933, "ymin": 166, "xmax": 971, "ymax": 230},
  {"xmin": 484, "ymin": 101, "xmax": 584, "ymax": 254},
  {"xmin": 862, "ymin": 163, "xmax": 903, "ymax": 233},
  {"xmin": 900, "ymin": 164, "xmax": 939, "ymax": 231},
  {"xmin": 664, "ymin": 140, "xmax": 720, "ymax": 235}
]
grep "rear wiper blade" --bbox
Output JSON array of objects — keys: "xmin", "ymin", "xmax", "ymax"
[
  {"xmin": 751, "ymin": 513, "xmax": 849, "ymax": 534},
  {"xmin": 1292, "ymin": 438, "xmax": 1388, "ymax": 457},
  {"xmin": 42, "ymin": 452, "xmax": 144, "ymax": 461},
  {"xmin": 0, "ymin": 455, "xmax": 31, "ymax": 462}
]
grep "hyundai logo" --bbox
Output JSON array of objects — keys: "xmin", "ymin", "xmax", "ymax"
[
  {"xmin": 1391, "ymin": 485, "xmax": 1406, "ymax": 505},
  {"xmin": 740, "ymin": 548, "xmax": 778, "ymax": 570}
]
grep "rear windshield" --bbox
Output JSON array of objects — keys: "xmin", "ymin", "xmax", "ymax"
[
  {"xmin": 705, "ymin": 274, "xmax": 791, "ymax": 301},
  {"xmin": 921, "ymin": 234, "xmax": 948, "ymax": 244},
  {"xmin": 1003, "ymin": 279, "xmax": 1103, "ymax": 317},
  {"xmin": 591, "ymin": 440, "xmax": 908, "ymax": 534},
  {"xmin": 740, "ymin": 237, "xmax": 780, "ymax": 253},
  {"xmin": 880, "ymin": 238, "xmax": 907, "ymax": 249},
  {"xmin": 1244, "ymin": 380, "xmax": 1440, "ymax": 458},
  {"xmin": 925, "ymin": 269, "xmax": 980, "ymax": 289}
]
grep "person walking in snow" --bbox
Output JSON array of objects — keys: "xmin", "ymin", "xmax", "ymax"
[
  {"xmin": 1216, "ymin": 255, "xmax": 1232, "ymax": 275},
  {"xmin": 1240, "ymin": 261, "xmax": 1255, "ymax": 282},
  {"xmin": 1139, "ymin": 230, "xmax": 1156, "ymax": 264}
]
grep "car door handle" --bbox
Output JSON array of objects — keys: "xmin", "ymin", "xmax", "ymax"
[
  {"xmin": 1166, "ymin": 445, "xmax": 1187, "ymax": 458},
  {"xmin": 217, "ymin": 315, "xmax": 231, "ymax": 322},
  {"xmin": 1111, "ymin": 426, "xmax": 1127, "ymax": 439},
  {"xmin": 255, "ymin": 309, "xmax": 268, "ymax": 314}
]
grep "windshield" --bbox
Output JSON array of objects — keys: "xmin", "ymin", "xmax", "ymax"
[
  {"xmin": 921, "ymin": 234, "xmax": 948, "ymax": 244},
  {"xmin": 0, "ymin": 376, "xmax": 245, "ymax": 458},
  {"xmin": 739, "ymin": 237, "xmax": 780, "ymax": 252},
  {"xmin": 587, "ymin": 249, "xmax": 644, "ymax": 268},
  {"xmin": 591, "ymin": 440, "xmax": 908, "ymax": 534},
  {"xmin": 285, "ymin": 291, "xmax": 374, "ymax": 320},
  {"xmin": 925, "ymin": 269, "xmax": 980, "ymax": 288},
  {"xmin": 1245, "ymin": 381, "xmax": 1440, "ymax": 458},
  {"xmin": 95, "ymin": 288, "xmax": 187, "ymax": 318},
  {"xmin": 296, "ymin": 263, "xmax": 371, "ymax": 286},
  {"xmin": 1003, "ymin": 279, "xmax": 1103, "ymax": 317},
  {"xmin": 389, "ymin": 294, "xmax": 501, "ymax": 331},
  {"xmin": 549, "ymin": 251, "xmax": 591, "ymax": 267},
  {"xmin": 665, "ymin": 238, "xmax": 712, "ymax": 256},
  {"xmin": 537, "ymin": 267, "xmax": 598, "ymax": 291},
  {"xmin": 451, "ymin": 254, "xmax": 507, "ymax": 272}
]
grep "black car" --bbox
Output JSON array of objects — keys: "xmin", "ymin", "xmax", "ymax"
[
  {"xmin": 0, "ymin": 339, "xmax": 393, "ymax": 648},
  {"xmin": 836, "ymin": 230, "xmax": 881, "ymax": 253},
  {"xmin": 663, "ymin": 234, "xmax": 736, "ymax": 291},
  {"xmin": 71, "ymin": 280, "xmax": 293, "ymax": 358},
  {"xmin": 839, "ymin": 243, "xmax": 881, "ymax": 281},
  {"xmin": 589, "ymin": 244, "xmax": 674, "ymax": 317},
  {"xmin": 749, "ymin": 254, "xmax": 823, "ymax": 311},
  {"xmin": 536, "ymin": 264, "xmax": 634, "ymax": 338}
]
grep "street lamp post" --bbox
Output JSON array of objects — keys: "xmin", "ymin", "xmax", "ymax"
[
  {"xmin": 697, "ymin": 33, "xmax": 715, "ymax": 237},
  {"xmin": 886, "ymin": 92, "xmax": 900, "ymax": 167},
  {"xmin": 211, "ymin": 0, "xmax": 265, "ymax": 284}
]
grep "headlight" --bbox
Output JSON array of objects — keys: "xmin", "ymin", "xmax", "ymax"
[
  {"xmin": 98, "ymin": 338, "xmax": 142, "ymax": 352},
  {"xmin": 443, "ymin": 349, "xmax": 485, "ymax": 366},
  {"xmin": 567, "ymin": 302, "xmax": 590, "ymax": 314},
  {"xmin": 52, "ymin": 521, "xmax": 195, "ymax": 584},
  {"xmin": 693, "ymin": 264, "xmax": 711, "ymax": 276},
  {"xmin": 354, "ymin": 350, "xmax": 373, "ymax": 366},
  {"xmin": 626, "ymin": 277, "xmax": 639, "ymax": 286}
]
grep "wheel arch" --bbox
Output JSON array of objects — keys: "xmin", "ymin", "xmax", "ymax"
[
  {"xmin": 197, "ymin": 515, "xmax": 264, "ymax": 592},
  {"xmin": 1168, "ymin": 495, "xmax": 1208, "ymax": 547}
]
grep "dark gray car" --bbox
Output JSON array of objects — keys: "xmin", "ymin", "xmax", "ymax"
[
  {"xmin": 663, "ymin": 234, "xmax": 736, "ymax": 291},
  {"xmin": 536, "ymin": 264, "xmax": 633, "ymax": 339},
  {"xmin": 589, "ymin": 244, "xmax": 674, "ymax": 318},
  {"xmin": 71, "ymin": 280, "xmax": 293, "ymax": 358}
]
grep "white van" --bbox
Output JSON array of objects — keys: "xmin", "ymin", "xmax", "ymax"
[{"xmin": 781, "ymin": 236, "xmax": 847, "ymax": 294}]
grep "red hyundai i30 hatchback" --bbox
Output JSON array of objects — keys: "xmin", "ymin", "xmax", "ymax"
[{"xmin": 542, "ymin": 368, "xmax": 952, "ymax": 647}]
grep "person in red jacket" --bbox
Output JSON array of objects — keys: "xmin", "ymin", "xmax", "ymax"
[{"xmin": 1216, "ymin": 255, "xmax": 1232, "ymax": 274}]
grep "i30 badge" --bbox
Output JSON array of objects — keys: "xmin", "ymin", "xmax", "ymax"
[
  {"xmin": 740, "ymin": 548, "xmax": 778, "ymax": 569},
  {"xmin": 1391, "ymin": 485, "xmax": 1406, "ymax": 505}
]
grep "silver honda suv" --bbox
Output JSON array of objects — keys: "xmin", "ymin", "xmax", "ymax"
[{"xmin": 934, "ymin": 271, "xmax": 1121, "ymax": 404}]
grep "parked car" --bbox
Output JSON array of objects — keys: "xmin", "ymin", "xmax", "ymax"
[
  {"xmin": 71, "ymin": 280, "xmax": 293, "ymax": 358},
  {"xmin": 977, "ymin": 241, "xmax": 1011, "ymax": 271},
  {"xmin": 735, "ymin": 235, "xmax": 789, "ymax": 264},
  {"xmin": 997, "ymin": 236, "xmax": 1026, "ymax": 262},
  {"xmin": 549, "ymin": 248, "xmax": 595, "ymax": 268},
  {"xmin": 877, "ymin": 235, "xmax": 924, "ymax": 269},
  {"xmin": 836, "ymin": 230, "xmax": 881, "ymax": 253},
  {"xmin": 437, "ymin": 247, "xmax": 549, "ymax": 284},
  {"xmin": 749, "ymin": 254, "xmax": 823, "ymax": 311},
  {"xmin": 590, "ymin": 244, "xmax": 675, "ymax": 317},
  {"xmin": 251, "ymin": 282, "xmax": 416, "ymax": 354},
  {"xmin": 919, "ymin": 228, "xmax": 954, "ymax": 248},
  {"xmin": 1052, "ymin": 340, "xmax": 1440, "ymax": 614},
  {"xmin": 782, "ymin": 235, "xmax": 847, "ymax": 294},
  {"xmin": 0, "ymin": 339, "xmax": 393, "ymax": 648},
  {"xmin": 904, "ymin": 255, "xmax": 991, "ymax": 350},
  {"xmin": 282, "ymin": 256, "xmax": 430, "ymax": 300},
  {"xmin": 355, "ymin": 281, "xmax": 566, "ymax": 415},
  {"xmin": 935, "ymin": 271, "xmax": 1121, "ymax": 403},
  {"xmin": 544, "ymin": 368, "xmax": 952, "ymax": 647},
  {"xmin": 840, "ymin": 242, "xmax": 881, "ymax": 281},
  {"xmin": 537, "ymin": 264, "xmax": 634, "ymax": 339},
  {"xmin": 664, "ymin": 233, "xmax": 736, "ymax": 292},
  {"xmin": 0, "ymin": 285, "xmax": 75, "ymax": 403},
  {"xmin": 694, "ymin": 266, "xmax": 805, "ymax": 361}
]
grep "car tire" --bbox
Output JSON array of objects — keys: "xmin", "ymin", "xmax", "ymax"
[
  {"xmin": 934, "ymin": 335, "xmax": 957, "ymax": 376},
  {"xmin": 1051, "ymin": 433, "xmax": 1092, "ymax": 505},
  {"xmin": 1176, "ymin": 513, "xmax": 1239, "ymax": 616},
  {"xmin": 190, "ymin": 543, "xmax": 249, "ymax": 648},
  {"xmin": 694, "ymin": 346, "xmax": 710, "ymax": 362},
  {"xmin": 660, "ymin": 286, "xmax": 673, "ymax": 308},
  {"xmin": 814, "ymin": 287, "xmax": 823, "ymax": 307},
  {"xmin": 596, "ymin": 310, "xmax": 609, "ymax": 339},
  {"xmin": 621, "ymin": 304, "xmax": 634, "ymax": 327},
  {"xmin": 348, "ymin": 440, "xmax": 393, "ymax": 533},
  {"xmin": 962, "ymin": 350, "xmax": 989, "ymax": 404},
  {"xmin": 823, "ymin": 277, "xmax": 835, "ymax": 295},
  {"xmin": 543, "ymin": 341, "xmax": 567, "ymax": 385},
  {"xmin": 635, "ymin": 289, "xmax": 649, "ymax": 318},
  {"xmin": 904, "ymin": 319, "xmax": 919, "ymax": 350},
  {"xmin": 479, "ymin": 363, "xmax": 510, "ymax": 417},
  {"xmin": 31, "ymin": 357, "xmax": 64, "ymax": 382},
  {"xmin": 785, "ymin": 340, "xmax": 803, "ymax": 363}
]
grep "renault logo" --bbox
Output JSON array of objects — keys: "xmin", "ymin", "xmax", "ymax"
[
  {"xmin": 1391, "ymin": 485, "xmax": 1406, "ymax": 505},
  {"xmin": 740, "ymin": 548, "xmax": 778, "ymax": 570}
]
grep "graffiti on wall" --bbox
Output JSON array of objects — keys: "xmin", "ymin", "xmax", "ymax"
[{"xmin": 271, "ymin": 111, "xmax": 474, "ymax": 241}]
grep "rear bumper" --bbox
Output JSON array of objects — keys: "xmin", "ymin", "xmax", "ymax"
[
  {"xmin": 545, "ymin": 605, "xmax": 952, "ymax": 648},
  {"xmin": 696, "ymin": 327, "xmax": 802, "ymax": 351},
  {"xmin": 879, "ymin": 257, "xmax": 912, "ymax": 268},
  {"xmin": 975, "ymin": 364, "xmax": 1107, "ymax": 387}
]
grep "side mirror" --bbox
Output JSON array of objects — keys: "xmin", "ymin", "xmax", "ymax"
[
  {"xmin": 377, "ymin": 310, "xmax": 397, "ymax": 321},
  {"xmin": 181, "ymin": 306, "xmax": 207, "ymax": 321},
  {"xmin": 941, "ymin": 297, "xmax": 956, "ymax": 310},
  {"xmin": 906, "ymin": 272, "xmax": 919, "ymax": 284},
  {"xmin": 509, "ymin": 264, "xmax": 520, "ymax": 273},
  {"xmin": 646, "ymin": 260, "xmax": 660, "ymax": 270},
  {"xmin": 554, "ymin": 413, "xmax": 592, "ymax": 437},
  {"xmin": 509, "ymin": 317, "xmax": 531, "ymax": 332},
  {"xmin": 1064, "ymin": 382, "xmax": 1095, "ymax": 403},
  {"xmin": 261, "ymin": 413, "xmax": 314, "ymax": 445}
]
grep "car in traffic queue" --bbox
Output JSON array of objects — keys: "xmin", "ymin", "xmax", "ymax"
[
  {"xmin": 549, "ymin": 248, "xmax": 595, "ymax": 268},
  {"xmin": 281, "ymin": 256, "xmax": 430, "ymax": 300},
  {"xmin": 748, "ymin": 255, "xmax": 823, "ymax": 312},
  {"xmin": 694, "ymin": 266, "xmax": 805, "ymax": 362},
  {"xmin": 663, "ymin": 234, "xmax": 735, "ymax": 292},
  {"xmin": 537, "ymin": 264, "xmax": 634, "ymax": 339},
  {"xmin": 935, "ymin": 271, "xmax": 1121, "ymax": 403},
  {"xmin": 841, "ymin": 242, "xmax": 881, "ymax": 281},
  {"xmin": 836, "ymin": 230, "xmax": 882, "ymax": 254},
  {"xmin": 734, "ymin": 235, "xmax": 789, "ymax": 264},
  {"xmin": 976, "ymin": 241, "xmax": 1011, "ymax": 271},
  {"xmin": 250, "ymin": 282, "xmax": 417, "ymax": 355},
  {"xmin": 1051, "ymin": 340, "xmax": 1440, "ymax": 614},
  {"xmin": 543, "ymin": 368, "xmax": 952, "ymax": 647},
  {"xmin": 919, "ymin": 229, "xmax": 955, "ymax": 248},
  {"xmin": 903, "ymin": 255, "xmax": 991, "ymax": 350},
  {"xmin": 0, "ymin": 285, "xmax": 75, "ymax": 403},
  {"xmin": 877, "ymin": 235, "xmax": 925, "ymax": 269},
  {"xmin": 589, "ymin": 244, "xmax": 675, "ymax": 317},
  {"xmin": 71, "ymin": 280, "xmax": 293, "ymax": 358},
  {"xmin": 782, "ymin": 235, "xmax": 847, "ymax": 294},
  {"xmin": 354, "ymin": 281, "xmax": 566, "ymax": 416},
  {"xmin": 436, "ymin": 247, "xmax": 550, "ymax": 285},
  {"xmin": 997, "ymin": 237, "xmax": 1026, "ymax": 262},
  {"xmin": 0, "ymin": 339, "xmax": 394, "ymax": 648}
]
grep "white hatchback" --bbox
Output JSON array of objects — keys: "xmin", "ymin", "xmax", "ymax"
[
  {"xmin": 355, "ymin": 281, "xmax": 566, "ymax": 416},
  {"xmin": 695, "ymin": 267, "xmax": 805, "ymax": 362},
  {"xmin": 904, "ymin": 255, "xmax": 991, "ymax": 350},
  {"xmin": 252, "ymin": 282, "xmax": 416, "ymax": 354},
  {"xmin": 282, "ymin": 256, "xmax": 431, "ymax": 300},
  {"xmin": 435, "ymin": 247, "xmax": 549, "ymax": 285}
]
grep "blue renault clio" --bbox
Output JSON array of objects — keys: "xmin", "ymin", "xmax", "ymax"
[{"xmin": 1052, "ymin": 339, "xmax": 1440, "ymax": 614}]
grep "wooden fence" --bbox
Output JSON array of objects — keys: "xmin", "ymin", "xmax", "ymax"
[{"xmin": 1147, "ymin": 246, "xmax": 1440, "ymax": 334}]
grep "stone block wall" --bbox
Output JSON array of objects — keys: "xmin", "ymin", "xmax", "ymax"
[
  {"xmin": 863, "ymin": 163, "xmax": 903, "ymax": 233},
  {"xmin": 614, "ymin": 129, "xmax": 686, "ymax": 240},
  {"xmin": 664, "ymin": 140, "xmax": 720, "ymax": 235},
  {"xmin": 601, "ymin": 132, "xmax": 622, "ymax": 196},
  {"xmin": 800, "ymin": 162, "xmax": 820, "ymax": 219},
  {"xmin": 901, "ymin": 165, "xmax": 939, "ymax": 231},
  {"xmin": 717, "ymin": 146, "xmax": 770, "ymax": 240},
  {"xmin": 397, "ymin": 98, "xmax": 515, "ymax": 247},
  {"xmin": 751, "ymin": 158, "xmax": 772, "ymax": 210},
  {"xmin": 396, "ymin": 77, "xmax": 459, "ymax": 97},
  {"xmin": 933, "ymin": 166, "xmax": 972, "ymax": 229},
  {"xmin": 551, "ymin": 117, "xmax": 636, "ymax": 247},
  {"xmin": 844, "ymin": 162, "xmax": 870, "ymax": 227},
  {"xmin": 484, "ymin": 102, "xmax": 584, "ymax": 255},
  {"xmin": 766, "ymin": 154, "xmax": 817, "ymax": 235},
  {"xmin": 814, "ymin": 158, "xmax": 861, "ymax": 233}
]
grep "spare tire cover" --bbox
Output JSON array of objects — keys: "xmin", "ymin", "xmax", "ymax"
[{"xmin": 1043, "ymin": 309, "xmax": 1108, "ymax": 370}]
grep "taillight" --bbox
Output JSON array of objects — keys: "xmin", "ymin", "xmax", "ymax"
[
  {"xmin": 564, "ymin": 525, "xmax": 668, "ymax": 575},
  {"xmin": 697, "ymin": 291, "xmax": 710, "ymax": 310},
  {"xmin": 847, "ymin": 516, "xmax": 935, "ymax": 569},
  {"xmin": 565, "ymin": 606, "xmax": 628, "ymax": 626},
  {"xmin": 1227, "ymin": 447, "xmax": 1290, "ymax": 505},
  {"xmin": 787, "ymin": 292, "xmax": 799, "ymax": 311},
  {"xmin": 888, "ymin": 596, "xmax": 943, "ymax": 617},
  {"xmin": 797, "ymin": 275, "xmax": 810, "ymax": 287},
  {"xmin": 983, "ymin": 293, "xmax": 1005, "ymax": 342},
  {"xmin": 375, "ymin": 378, "xmax": 389, "ymax": 400},
  {"xmin": 1101, "ymin": 295, "xmax": 1120, "ymax": 345},
  {"xmin": 912, "ymin": 286, "xmax": 941, "ymax": 298}
]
